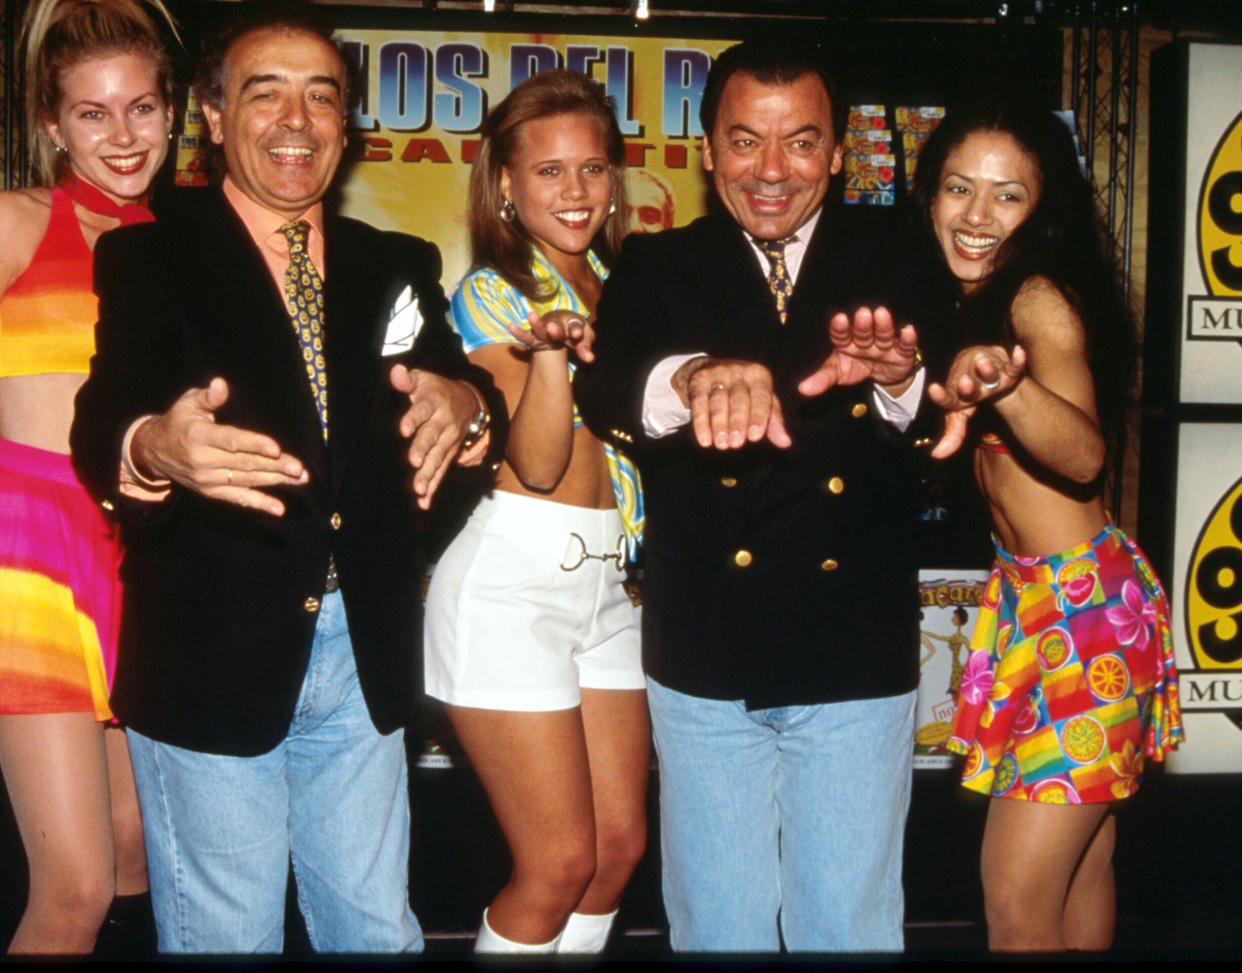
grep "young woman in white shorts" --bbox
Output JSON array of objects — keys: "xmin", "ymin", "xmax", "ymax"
[{"xmin": 423, "ymin": 69, "xmax": 647, "ymax": 955}]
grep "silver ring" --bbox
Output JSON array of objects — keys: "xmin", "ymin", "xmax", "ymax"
[
  {"xmin": 979, "ymin": 377, "xmax": 1002, "ymax": 391},
  {"xmin": 227, "ymin": 469, "xmax": 233, "ymax": 485}
]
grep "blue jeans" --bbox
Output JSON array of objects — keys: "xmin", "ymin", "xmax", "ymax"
[
  {"xmin": 127, "ymin": 591, "xmax": 422, "ymax": 953},
  {"xmin": 647, "ymin": 677, "xmax": 915, "ymax": 952}
]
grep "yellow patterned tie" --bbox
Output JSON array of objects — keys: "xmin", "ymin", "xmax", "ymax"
[
  {"xmin": 754, "ymin": 236, "xmax": 796, "ymax": 324},
  {"xmin": 281, "ymin": 221, "xmax": 328, "ymax": 439}
]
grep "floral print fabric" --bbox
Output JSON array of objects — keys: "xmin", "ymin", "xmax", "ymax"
[{"xmin": 947, "ymin": 523, "xmax": 1182, "ymax": 803}]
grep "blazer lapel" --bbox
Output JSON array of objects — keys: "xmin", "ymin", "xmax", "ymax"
[
  {"xmin": 696, "ymin": 212, "xmax": 783, "ymax": 360},
  {"xmin": 322, "ymin": 218, "xmax": 394, "ymax": 497},
  {"xmin": 194, "ymin": 194, "xmax": 330, "ymax": 488}
]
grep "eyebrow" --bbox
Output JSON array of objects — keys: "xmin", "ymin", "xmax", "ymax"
[
  {"xmin": 944, "ymin": 171, "xmax": 1030, "ymax": 188},
  {"xmin": 239, "ymin": 73, "xmax": 341, "ymax": 94},
  {"xmin": 70, "ymin": 92, "xmax": 160, "ymax": 110},
  {"xmin": 728, "ymin": 122, "xmax": 823, "ymax": 140}
]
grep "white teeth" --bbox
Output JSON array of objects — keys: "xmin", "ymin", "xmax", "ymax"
[
  {"xmin": 954, "ymin": 230, "xmax": 997, "ymax": 253},
  {"xmin": 270, "ymin": 146, "xmax": 312, "ymax": 158},
  {"xmin": 106, "ymin": 153, "xmax": 144, "ymax": 167},
  {"xmin": 555, "ymin": 210, "xmax": 590, "ymax": 221}
]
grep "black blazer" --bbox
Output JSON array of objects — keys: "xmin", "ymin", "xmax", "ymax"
[
  {"xmin": 71, "ymin": 188, "xmax": 503, "ymax": 756},
  {"xmin": 575, "ymin": 207, "xmax": 933, "ymax": 709}
]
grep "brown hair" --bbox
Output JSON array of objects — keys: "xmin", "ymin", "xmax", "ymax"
[
  {"xmin": 469, "ymin": 69, "xmax": 628, "ymax": 302},
  {"xmin": 22, "ymin": 0, "xmax": 179, "ymax": 185}
]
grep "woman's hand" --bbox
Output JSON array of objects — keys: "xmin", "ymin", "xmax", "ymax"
[
  {"xmin": 927, "ymin": 344, "xmax": 1027, "ymax": 458},
  {"xmin": 507, "ymin": 310, "xmax": 596, "ymax": 362}
]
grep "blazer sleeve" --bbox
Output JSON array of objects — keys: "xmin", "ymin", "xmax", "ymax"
[
  {"xmin": 386, "ymin": 232, "xmax": 508, "ymax": 469},
  {"xmin": 70, "ymin": 226, "xmax": 198, "ymax": 524},
  {"xmin": 573, "ymin": 234, "xmax": 687, "ymax": 456}
]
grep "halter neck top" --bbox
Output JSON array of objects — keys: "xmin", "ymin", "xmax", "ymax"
[{"xmin": 0, "ymin": 186, "xmax": 97, "ymax": 377}]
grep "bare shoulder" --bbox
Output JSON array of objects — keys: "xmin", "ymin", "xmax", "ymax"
[
  {"xmin": 1009, "ymin": 275, "xmax": 1087, "ymax": 354},
  {"xmin": 0, "ymin": 188, "xmax": 54, "ymax": 294}
]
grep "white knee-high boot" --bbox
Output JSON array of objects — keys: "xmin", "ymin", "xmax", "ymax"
[
  {"xmin": 555, "ymin": 910, "xmax": 618, "ymax": 953},
  {"xmin": 474, "ymin": 908, "xmax": 563, "ymax": 953}
]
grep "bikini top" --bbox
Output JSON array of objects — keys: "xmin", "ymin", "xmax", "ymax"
[
  {"xmin": 978, "ymin": 431, "xmax": 1012, "ymax": 455},
  {"xmin": 0, "ymin": 178, "xmax": 152, "ymax": 377}
]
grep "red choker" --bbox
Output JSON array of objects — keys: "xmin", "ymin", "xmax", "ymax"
[{"xmin": 60, "ymin": 173, "xmax": 154, "ymax": 226}]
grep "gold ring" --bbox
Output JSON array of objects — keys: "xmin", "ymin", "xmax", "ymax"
[
  {"xmin": 227, "ymin": 469, "xmax": 233, "ymax": 485},
  {"xmin": 710, "ymin": 383, "xmax": 727, "ymax": 393}
]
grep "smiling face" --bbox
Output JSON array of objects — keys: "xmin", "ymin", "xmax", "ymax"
[
  {"xmin": 202, "ymin": 27, "xmax": 347, "ymax": 220},
  {"xmin": 500, "ymin": 111, "xmax": 614, "ymax": 274},
  {"xmin": 702, "ymin": 72, "xmax": 842, "ymax": 242},
  {"xmin": 46, "ymin": 52, "xmax": 173, "ymax": 205},
  {"xmin": 930, "ymin": 130, "xmax": 1042, "ymax": 293}
]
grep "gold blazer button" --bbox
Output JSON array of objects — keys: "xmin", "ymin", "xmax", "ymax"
[
  {"xmin": 734, "ymin": 549, "xmax": 753, "ymax": 568},
  {"xmin": 303, "ymin": 596, "xmax": 321, "ymax": 613},
  {"xmin": 720, "ymin": 476, "xmax": 738, "ymax": 488},
  {"xmin": 825, "ymin": 476, "xmax": 845, "ymax": 495},
  {"xmin": 851, "ymin": 403, "xmax": 868, "ymax": 418},
  {"xmin": 330, "ymin": 512, "xmax": 342, "ymax": 530},
  {"xmin": 819, "ymin": 558, "xmax": 839, "ymax": 572}
]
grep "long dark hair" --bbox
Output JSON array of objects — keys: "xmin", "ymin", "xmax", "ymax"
[
  {"xmin": 468, "ymin": 69, "xmax": 628, "ymax": 303},
  {"xmin": 910, "ymin": 101, "xmax": 1136, "ymax": 461}
]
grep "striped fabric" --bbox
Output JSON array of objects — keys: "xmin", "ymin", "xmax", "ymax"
[
  {"xmin": 0, "ymin": 438, "xmax": 120, "ymax": 721},
  {"xmin": 448, "ymin": 250, "xmax": 644, "ymax": 555},
  {"xmin": 0, "ymin": 187, "xmax": 97, "ymax": 377}
]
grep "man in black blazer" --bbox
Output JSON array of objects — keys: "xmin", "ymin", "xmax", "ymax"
[
  {"xmin": 70, "ymin": 5, "xmax": 501, "ymax": 954},
  {"xmin": 574, "ymin": 40, "xmax": 927, "ymax": 952}
]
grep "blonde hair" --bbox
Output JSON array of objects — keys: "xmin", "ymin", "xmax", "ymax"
[
  {"xmin": 22, "ymin": 0, "xmax": 179, "ymax": 185},
  {"xmin": 469, "ymin": 69, "xmax": 628, "ymax": 302}
]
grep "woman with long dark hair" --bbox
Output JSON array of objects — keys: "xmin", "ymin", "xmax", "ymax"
[
  {"xmin": 423, "ymin": 69, "xmax": 647, "ymax": 954},
  {"xmin": 912, "ymin": 102, "xmax": 1182, "ymax": 951},
  {"xmin": 0, "ymin": 0, "xmax": 177, "ymax": 954}
]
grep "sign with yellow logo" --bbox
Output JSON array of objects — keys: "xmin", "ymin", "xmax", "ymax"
[
  {"xmin": 1171, "ymin": 424, "xmax": 1242, "ymax": 772},
  {"xmin": 1185, "ymin": 475, "xmax": 1242, "ymax": 670},
  {"xmin": 1179, "ymin": 44, "xmax": 1242, "ymax": 403}
]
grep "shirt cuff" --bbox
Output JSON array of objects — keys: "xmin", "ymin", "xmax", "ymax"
[
  {"xmin": 871, "ymin": 367, "xmax": 926, "ymax": 433},
  {"xmin": 642, "ymin": 353, "xmax": 704, "ymax": 438},
  {"xmin": 119, "ymin": 415, "xmax": 172, "ymax": 502}
]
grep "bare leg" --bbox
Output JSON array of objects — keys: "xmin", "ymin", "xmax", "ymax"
[
  {"xmin": 0, "ymin": 713, "xmax": 116, "ymax": 954},
  {"xmin": 1063, "ymin": 812, "xmax": 1116, "ymax": 950},
  {"xmin": 104, "ymin": 727, "xmax": 147, "ymax": 897},
  {"xmin": 446, "ymin": 705, "xmax": 597, "ymax": 945},
  {"xmin": 574, "ymin": 688, "xmax": 649, "ymax": 916},
  {"xmin": 980, "ymin": 797, "xmax": 1112, "ymax": 952}
]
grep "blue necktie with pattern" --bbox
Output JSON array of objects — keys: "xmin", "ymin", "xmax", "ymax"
[
  {"xmin": 754, "ymin": 236, "xmax": 796, "ymax": 324},
  {"xmin": 281, "ymin": 221, "xmax": 328, "ymax": 439}
]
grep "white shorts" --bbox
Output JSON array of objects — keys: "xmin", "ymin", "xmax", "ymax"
[{"xmin": 424, "ymin": 491, "xmax": 644, "ymax": 711}]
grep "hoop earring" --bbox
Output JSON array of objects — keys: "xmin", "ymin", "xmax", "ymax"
[{"xmin": 500, "ymin": 198, "xmax": 516, "ymax": 223}]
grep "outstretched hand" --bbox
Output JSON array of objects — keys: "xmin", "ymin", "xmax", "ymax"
[
  {"xmin": 131, "ymin": 377, "xmax": 308, "ymax": 516},
  {"xmin": 798, "ymin": 306, "xmax": 921, "ymax": 398},
  {"xmin": 672, "ymin": 356, "xmax": 791, "ymax": 450},
  {"xmin": 389, "ymin": 365, "xmax": 483, "ymax": 510},
  {"xmin": 927, "ymin": 345, "xmax": 1027, "ymax": 458},
  {"xmin": 507, "ymin": 309, "xmax": 596, "ymax": 363}
]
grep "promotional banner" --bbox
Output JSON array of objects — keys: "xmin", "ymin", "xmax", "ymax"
[
  {"xmin": 1170, "ymin": 422, "xmax": 1242, "ymax": 772},
  {"xmin": 1177, "ymin": 43, "xmax": 1242, "ymax": 404},
  {"xmin": 914, "ymin": 570, "xmax": 989, "ymax": 770},
  {"xmin": 334, "ymin": 28, "xmax": 739, "ymax": 291}
]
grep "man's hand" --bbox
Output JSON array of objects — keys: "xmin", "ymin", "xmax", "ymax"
[
  {"xmin": 927, "ymin": 345, "xmax": 1027, "ymax": 458},
  {"xmin": 131, "ymin": 377, "xmax": 308, "ymax": 516},
  {"xmin": 798, "ymin": 306, "xmax": 921, "ymax": 398},
  {"xmin": 507, "ymin": 309, "xmax": 596, "ymax": 363},
  {"xmin": 389, "ymin": 365, "xmax": 483, "ymax": 509},
  {"xmin": 672, "ymin": 356, "xmax": 791, "ymax": 450}
]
